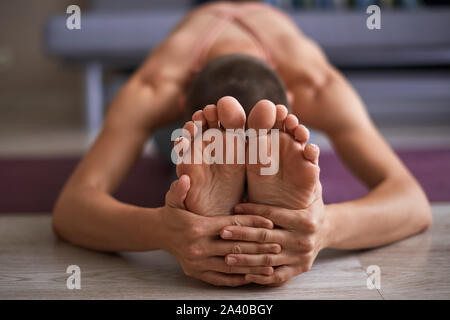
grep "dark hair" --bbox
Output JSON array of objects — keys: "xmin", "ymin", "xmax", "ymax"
[{"xmin": 185, "ymin": 54, "xmax": 288, "ymax": 117}]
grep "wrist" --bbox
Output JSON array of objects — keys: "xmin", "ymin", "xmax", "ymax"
[
  {"xmin": 323, "ymin": 204, "xmax": 337, "ymax": 249},
  {"xmin": 130, "ymin": 206, "xmax": 167, "ymax": 251},
  {"xmin": 147, "ymin": 206, "xmax": 167, "ymax": 251}
]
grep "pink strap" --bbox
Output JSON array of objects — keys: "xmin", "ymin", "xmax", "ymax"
[
  {"xmin": 233, "ymin": 13, "xmax": 275, "ymax": 69},
  {"xmin": 190, "ymin": 6, "xmax": 277, "ymax": 73},
  {"xmin": 190, "ymin": 11, "xmax": 234, "ymax": 73}
]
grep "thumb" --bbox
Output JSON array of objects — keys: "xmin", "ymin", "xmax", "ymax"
[{"xmin": 165, "ymin": 175, "xmax": 190, "ymax": 209}]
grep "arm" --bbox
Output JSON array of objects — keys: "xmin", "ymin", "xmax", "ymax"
[
  {"xmin": 52, "ymin": 31, "xmax": 194, "ymax": 250},
  {"xmin": 215, "ymin": 81, "xmax": 432, "ymax": 283},
  {"xmin": 325, "ymin": 129, "xmax": 432, "ymax": 249},
  {"xmin": 215, "ymin": 36, "xmax": 432, "ymax": 286},
  {"xmin": 291, "ymin": 63, "xmax": 432, "ymax": 249},
  {"xmin": 52, "ymin": 70, "xmax": 182, "ymax": 251}
]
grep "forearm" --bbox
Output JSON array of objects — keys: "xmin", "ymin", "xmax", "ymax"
[
  {"xmin": 324, "ymin": 177, "xmax": 432, "ymax": 250},
  {"xmin": 50, "ymin": 62, "xmax": 185, "ymax": 253},
  {"xmin": 53, "ymin": 185, "xmax": 164, "ymax": 252}
]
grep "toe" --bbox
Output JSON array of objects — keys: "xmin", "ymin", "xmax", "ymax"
[
  {"xmin": 203, "ymin": 104, "xmax": 219, "ymax": 128},
  {"xmin": 217, "ymin": 96, "xmax": 246, "ymax": 129},
  {"xmin": 294, "ymin": 124, "xmax": 310, "ymax": 146},
  {"xmin": 248, "ymin": 99, "xmax": 277, "ymax": 131},
  {"xmin": 192, "ymin": 110, "xmax": 207, "ymax": 131},
  {"xmin": 304, "ymin": 144, "xmax": 320, "ymax": 165},
  {"xmin": 274, "ymin": 105, "xmax": 288, "ymax": 130},
  {"xmin": 173, "ymin": 136, "xmax": 191, "ymax": 164},
  {"xmin": 183, "ymin": 121, "xmax": 197, "ymax": 139},
  {"xmin": 285, "ymin": 114, "xmax": 299, "ymax": 136}
]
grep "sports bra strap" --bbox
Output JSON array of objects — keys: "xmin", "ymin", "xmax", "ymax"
[{"xmin": 190, "ymin": 6, "xmax": 276, "ymax": 73}]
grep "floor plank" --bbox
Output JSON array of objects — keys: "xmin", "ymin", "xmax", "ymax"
[
  {"xmin": 357, "ymin": 203, "xmax": 450, "ymax": 299},
  {"xmin": 1, "ymin": 205, "xmax": 448, "ymax": 299}
]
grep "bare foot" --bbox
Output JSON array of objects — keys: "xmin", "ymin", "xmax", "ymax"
[
  {"xmin": 175, "ymin": 96, "xmax": 246, "ymax": 216},
  {"xmin": 246, "ymin": 100, "xmax": 320, "ymax": 210}
]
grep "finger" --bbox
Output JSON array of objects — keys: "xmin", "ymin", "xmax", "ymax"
[
  {"xmin": 234, "ymin": 203, "xmax": 307, "ymax": 230},
  {"xmin": 205, "ymin": 214, "xmax": 274, "ymax": 235},
  {"xmin": 165, "ymin": 175, "xmax": 190, "ymax": 209},
  {"xmin": 206, "ymin": 240, "xmax": 281, "ymax": 256},
  {"xmin": 206, "ymin": 257, "xmax": 274, "ymax": 275},
  {"xmin": 245, "ymin": 265, "xmax": 297, "ymax": 286},
  {"xmin": 199, "ymin": 271, "xmax": 250, "ymax": 287},
  {"xmin": 225, "ymin": 252, "xmax": 295, "ymax": 267},
  {"xmin": 220, "ymin": 226, "xmax": 286, "ymax": 246}
]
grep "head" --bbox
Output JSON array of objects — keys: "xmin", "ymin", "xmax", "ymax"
[{"xmin": 185, "ymin": 54, "xmax": 289, "ymax": 119}]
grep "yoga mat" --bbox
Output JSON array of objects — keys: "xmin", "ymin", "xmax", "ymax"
[
  {"xmin": 0, "ymin": 149, "xmax": 449, "ymax": 213},
  {"xmin": 321, "ymin": 148, "xmax": 450, "ymax": 203},
  {"xmin": 0, "ymin": 156, "xmax": 172, "ymax": 213}
]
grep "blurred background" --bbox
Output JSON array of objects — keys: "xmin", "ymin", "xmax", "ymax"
[{"xmin": 1, "ymin": 0, "xmax": 449, "ymax": 213}]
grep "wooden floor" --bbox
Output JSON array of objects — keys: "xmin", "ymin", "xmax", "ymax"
[{"xmin": 0, "ymin": 204, "xmax": 449, "ymax": 300}]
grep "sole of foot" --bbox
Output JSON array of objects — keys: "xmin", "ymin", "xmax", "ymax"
[
  {"xmin": 175, "ymin": 96, "xmax": 247, "ymax": 216},
  {"xmin": 246, "ymin": 99, "xmax": 320, "ymax": 210}
]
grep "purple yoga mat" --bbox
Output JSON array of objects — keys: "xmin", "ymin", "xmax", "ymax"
[
  {"xmin": 0, "ymin": 156, "xmax": 172, "ymax": 213},
  {"xmin": 0, "ymin": 149, "xmax": 449, "ymax": 213},
  {"xmin": 320, "ymin": 149, "xmax": 450, "ymax": 204}
]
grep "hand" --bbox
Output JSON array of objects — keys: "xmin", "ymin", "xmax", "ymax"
[
  {"xmin": 220, "ymin": 185, "xmax": 329, "ymax": 286},
  {"xmin": 157, "ymin": 175, "xmax": 282, "ymax": 287}
]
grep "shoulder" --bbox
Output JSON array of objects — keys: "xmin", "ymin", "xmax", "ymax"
[
  {"xmin": 289, "ymin": 63, "xmax": 371, "ymax": 136},
  {"xmin": 137, "ymin": 31, "xmax": 195, "ymax": 89}
]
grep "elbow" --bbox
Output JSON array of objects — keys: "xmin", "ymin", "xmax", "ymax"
[
  {"xmin": 51, "ymin": 194, "xmax": 69, "ymax": 241},
  {"xmin": 410, "ymin": 182, "xmax": 432, "ymax": 233},
  {"xmin": 390, "ymin": 172, "xmax": 433, "ymax": 234},
  {"xmin": 419, "ymin": 199, "xmax": 432, "ymax": 232}
]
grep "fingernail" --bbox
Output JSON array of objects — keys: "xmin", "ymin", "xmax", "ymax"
[
  {"xmin": 222, "ymin": 230, "xmax": 232, "ymax": 239},
  {"xmin": 227, "ymin": 256, "xmax": 237, "ymax": 265},
  {"xmin": 234, "ymin": 206, "xmax": 243, "ymax": 213}
]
